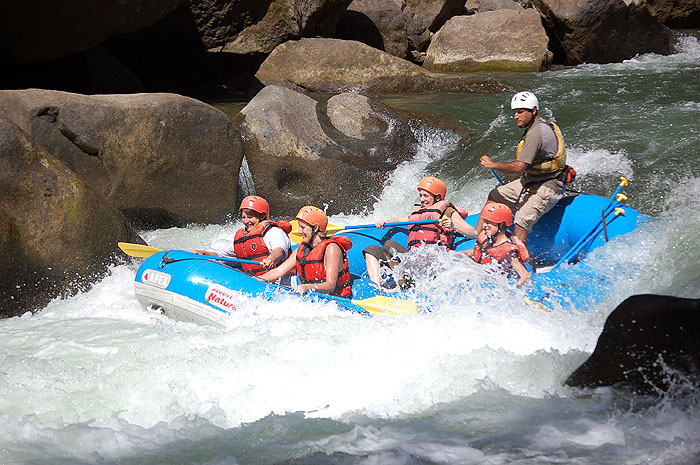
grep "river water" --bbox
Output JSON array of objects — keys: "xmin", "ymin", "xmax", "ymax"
[{"xmin": 1, "ymin": 32, "xmax": 699, "ymax": 465}]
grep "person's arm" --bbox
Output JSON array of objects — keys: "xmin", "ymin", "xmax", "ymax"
[
  {"xmin": 294, "ymin": 243, "xmax": 343, "ymax": 294},
  {"xmin": 509, "ymin": 255, "xmax": 531, "ymax": 287},
  {"xmin": 260, "ymin": 228, "xmax": 292, "ymax": 269},
  {"xmin": 258, "ymin": 252, "xmax": 296, "ymax": 282},
  {"xmin": 449, "ymin": 210, "xmax": 477, "ymax": 238},
  {"xmin": 376, "ymin": 215, "xmax": 411, "ymax": 228},
  {"xmin": 188, "ymin": 249, "xmax": 220, "ymax": 256},
  {"xmin": 480, "ymin": 156, "xmax": 528, "ymax": 173}
]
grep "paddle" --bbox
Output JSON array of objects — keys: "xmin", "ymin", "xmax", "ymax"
[
  {"xmin": 302, "ymin": 290, "xmax": 419, "ymax": 316},
  {"xmin": 490, "ymin": 169, "xmax": 506, "ymax": 186},
  {"xmin": 288, "ymin": 219, "xmax": 440, "ymax": 243},
  {"xmin": 117, "ymin": 242, "xmax": 263, "ymax": 265}
]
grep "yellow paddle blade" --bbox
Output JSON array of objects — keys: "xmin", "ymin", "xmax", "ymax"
[
  {"xmin": 523, "ymin": 298, "xmax": 553, "ymax": 312},
  {"xmin": 118, "ymin": 242, "xmax": 163, "ymax": 258},
  {"xmin": 288, "ymin": 220, "xmax": 345, "ymax": 243},
  {"xmin": 352, "ymin": 295, "xmax": 419, "ymax": 316}
]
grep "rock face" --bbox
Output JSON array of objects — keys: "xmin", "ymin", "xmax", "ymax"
[
  {"xmin": 644, "ymin": 0, "xmax": 700, "ymax": 27},
  {"xmin": 0, "ymin": 90, "xmax": 243, "ymax": 228},
  {"xmin": 0, "ymin": 0, "xmax": 182, "ymax": 63},
  {"xmin": 336, "ymin": 0, "xmax": 466, "ymax": 59},
  {"xmin": 239, "ymin": 86, "xmax": 422, "ymax": 215},
  {"xmin": 0, "ymin": 117, "xmax": 143, "ymax": 317},
  {"xmin": 566, "ymin": 295, "xmax": 700, "ymax": 394},
  {"xmin": 255, "ymin": 38, "xmax": 509, "ymax": 94},
  {"xmin": 423, "ymin": 9, "xmax": 552, "ymax": 72},
  {"xmin": 189, "ymin": 0, "xmax": 353, "ymax": 55},
  {"xmin": 533, "ymin": 0, "xmax": 674, "ymax": 65}
]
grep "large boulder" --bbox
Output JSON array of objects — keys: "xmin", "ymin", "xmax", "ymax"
[
  {"xmin": 255, "ymin": 38, "xmax": 509, "ymax": 94},
  {"xmin": 0, "ymin": 117, "xmax": 144, "ymax": 318},
  {"xmin": 0, "ymin": 90, "xmax": 243, "ymax": 228},
  {"xmin": 566, "ymin": 295, "xmax": 700, "ymax": 394},
  {"xmin": 423, "ymin": 9, "xmax": 552, "ymax": 72},
  {"xmin": 533, "ymin": 0, "xmax": 674, "ymax": 65},
  {"xmin": 189, "ymin": 0, "xmax": 353, "ymax": 55},
  {"xmin": 239, "ymin": 86, "xmax": 423, "ymax": 215},
  {"xmin": 335, "ymin": 0, "xmax": 466, "ymax": 60},
  {"xmin": 0, "ymin": 0, "xmax": 182, "ymax": 64},
  {"xmin": 644, "ymin": 0, "xmax": 700, "ymax": 27}
]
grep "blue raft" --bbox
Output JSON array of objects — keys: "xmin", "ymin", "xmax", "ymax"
[{"xmin": 134, "ymin": 192, "xmax": 647, "ymax": 326}]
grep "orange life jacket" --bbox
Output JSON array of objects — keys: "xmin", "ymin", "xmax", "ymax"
[
  {"xmin": 295, "ymin": 236, "xmax": 353, "ymax": 298},
  {"xmin": 472, "ymin": 230, "xmax": 530, "ymax": 265},
  {"xmin": 233, "ymin": 220, "xmax": 292, "ymax": 276},
  {"xmin": 407, "ymin": 200, "xmax": 454, "ymax": 249}
]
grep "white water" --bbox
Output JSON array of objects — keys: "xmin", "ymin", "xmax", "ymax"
[{"xmin": 2, "ymin": 34, "xmax": 700, "ymax": 465}]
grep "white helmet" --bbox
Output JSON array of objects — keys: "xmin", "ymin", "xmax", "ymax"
[{"xmin": 511, "ymin": 91, "xmax": 539, "ymax": 110}]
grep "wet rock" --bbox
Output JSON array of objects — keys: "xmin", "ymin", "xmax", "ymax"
[
  {"xmin": 533, "ymin": 0, "xmax": 674, "ymax": 65},
  {"xmin": 255, "ymin": 38, "xmax": 509, "ymax": 94},
  {"xmin": 0, "ymin": 89, "xmax": 243, "ymax": 228},
  {"xmin": 423, "ymin": 9, "xmax": 552, "ymax": 72},
  {"xmin": 0, "ymin": 117, "xmax": 144, "ymax": 318},
  {"xmin": 643, "ymin": 0, "xmax": 700, "ymax": 27},
  {"xmin": 189, "ymin": 0, "xmax": 352, "ymax": 55},
  {"xmin": 0, "ymin": 0, "xmax": 181, "ymax": 64},
  {"xmin": 239, "ymin": 86, "xmax": 422, "ymax": 215},
  {"xmin": 566, "ymin": 294, "xmax": 700, "ymax": 394}
]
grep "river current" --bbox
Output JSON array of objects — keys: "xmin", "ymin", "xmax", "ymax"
[{"xmin": 1, "ymin": 32, "xmax": 699, "ymax": 465}]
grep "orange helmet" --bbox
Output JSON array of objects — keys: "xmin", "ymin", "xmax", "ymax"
[
  {"xmin": 239, "ymin": 195, "xmax": 269, "ymax": 219},
  {"xmin": 296, "ymin": 205, "xmax": 328, "ymax": 232},
  {"xmin": 417, "ymin": 176, "xmax": 447, "ymax": 200},
  {"xmin": 480, "ymin": 203, "xmax": 513, "ymax": 226}
]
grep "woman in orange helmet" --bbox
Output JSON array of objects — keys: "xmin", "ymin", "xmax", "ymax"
[
  {"xmin": 464, "ymin": 202, "xmax": 530, "ymax": 286},
  {"xmin": 191, "ymin": 195, "xmax": 292, "ymax": 279},
  {"xmin": 363, "ymin": 176, "xmax": 477, "ymax": 288},
  {"xmin": 259, "ymin": 206, "xmax": 353, "ymax": 297}
]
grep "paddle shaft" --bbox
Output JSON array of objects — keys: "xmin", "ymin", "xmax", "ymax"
[
  {"xmin": 339, "ymin": 218, "xmax": 440, "ymax": 231},
  {"xmin": 490, "ymin": 169, "xmax": 506, "ymax": 186},
  {"xmin": 118, "ymin": 242, "xmax": 263, "ymax": 265}
]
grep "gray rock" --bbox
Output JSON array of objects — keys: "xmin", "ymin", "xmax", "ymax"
[
  {"xmin": 0, "ymin": 117, "xmax": 144, "ymax": 317},
  {"xmin": 566, "ymin": 294, "xmax": 700, "ymax": 394},
  {"xmin": 478, "ymin": 0, "xmax": 524, "ymax": 12},
  {"xmin": 643, "ymin": 0, "xmax": 700, "ymax": 27},
  {"xmin": 423, "ymin": 10, "xmax": 553, "ymax": 72},
  {"xmin": 255, "ymin": 38, "xmax": 510, "ymax": 94},
  {"xmin": 0, "ymin": 90, "xmax": 243, "ymax": 228},
  {"xmin": 533, "ymin": 0, "xmax": 675, "ymax": 65}
]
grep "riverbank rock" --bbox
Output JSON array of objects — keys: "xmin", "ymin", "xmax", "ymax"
[
  {"xmin": 255, "ymin": 38, "xmax": 509, "ymax": 94},
  {"xmin": 423, "ymin": 9, "xmax": 552, "ymax": 72},
  {"xmin": 0, "ymin": 117, "xmax": 144, "ymax": 318},
  {"xmin": 533, "ymin": 0, "xmax": 674, "ymax": 65},
  {"xmin": 239, "ymin": 85, "xmax": 423, "ymax": 215},
  {"xmin": 566, "ymin": 294, "xmax": 700, "ymax": 394},
  {"xmin": 0, "ymin": 90, "xmax": 242, "ymax": 228},
  {"xmin": 335, "ymin": 0, "xmax": 466, "ymax": 60},
  {"xmin": 189, "ymin": 0, "xmax": 352, "ymax": 55},
  {"xmin": 644, "ymin": 0, "xmax": 700, "ymax": 27},
  {"xmin": 1, "ymin": 0, "xmax": 181, "ymax": 64}
]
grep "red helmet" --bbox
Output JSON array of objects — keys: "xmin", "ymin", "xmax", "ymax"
[
  {"xmin": 481, "ymin": 203, "xmax": 513, "ymax": 226},
  {"xmin": 239, "ymin": 195, "xmax": 269, "ymax": 219},
  {"xmin": 296, "ymin": 205, "xmax": 328, "ymax": 232},
  {"xmin": 417, "ymin": 176, "xmax": 447, "ymax": 200}
]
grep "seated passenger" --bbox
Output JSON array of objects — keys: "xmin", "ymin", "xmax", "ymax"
[
  {"xmin": 363, "ymin": 176, "xmax": 478, "ymax": 287},
  {"xmin": 190, "ymin": 195, "xmax": 292, "ymax": 278},
  {"xmin": 465, "ymin": 203, "xmax": 531, "ymax": 286},
  {"xmin": 259, "ymin": 206, "xmax": 353, "ymax": 298}
]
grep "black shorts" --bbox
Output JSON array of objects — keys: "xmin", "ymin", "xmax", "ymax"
[{"xmin": 362, "ymin": 240, "xmax": 408, "ymax": 265}]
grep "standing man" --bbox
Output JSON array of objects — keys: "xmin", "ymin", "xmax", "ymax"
[{"xmin": 478, "ymin": 91, "xmax": 572, "ymax": 245}]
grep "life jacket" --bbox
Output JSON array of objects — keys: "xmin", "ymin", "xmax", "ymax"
[
  {"xmin": 516, "ymin": 120, "xmax": 567, "ymax": 182},
  {"xmin": 295, "ymin": 236, "xmax": 353, "ymax": 298},
  {"xmin": 407, "ymin": 200, "xmax": 456, "ymax": 249},
  {"xmin": 233, "ymin": 220, "xmax": 292, "ymax": 276},
  {"xmin": 472, "ymin": 230, "xmax": 530, "ymax": 265}
]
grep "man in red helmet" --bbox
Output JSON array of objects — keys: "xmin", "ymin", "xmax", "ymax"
[
  {"xmin": 191, "ymin": 196, "xmax": 292, "ymax": 282},
  {"xmin": 478, "ymin": 91, "xmax": 573, "ymax": 245},
  {"xmin": 363, "ymin": 176, "xmax": 477, "ymax": 288}
]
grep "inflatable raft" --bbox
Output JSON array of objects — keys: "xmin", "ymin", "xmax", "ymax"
[{"xmin": 132, "ymin": 188, "xmax": 647, "ymax": 327}]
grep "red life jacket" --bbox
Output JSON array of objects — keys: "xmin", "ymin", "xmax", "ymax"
[
  {"xmin": 295, "ymin": 236, "xmax": 353, "ymax": 298},
  {"xmin": 233, "ymin": 220, "xmax": 292, "ymax": 276},
  {"xmin": 407, "ymin": 200, "xmax": 454, "ymax": 249},
  {"xmin": 472, "ymin": 230, "xmax": 530, "ymax": 265}
]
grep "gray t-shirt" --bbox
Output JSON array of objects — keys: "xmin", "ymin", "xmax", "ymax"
[{"xmin": 518, "ymin": 118, "xmax": 560, "ymax": 184}]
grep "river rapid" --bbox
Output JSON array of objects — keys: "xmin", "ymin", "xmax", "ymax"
[{"xmin": 1, "ymin": 32, "xmax": 699, "ymax": 465}]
